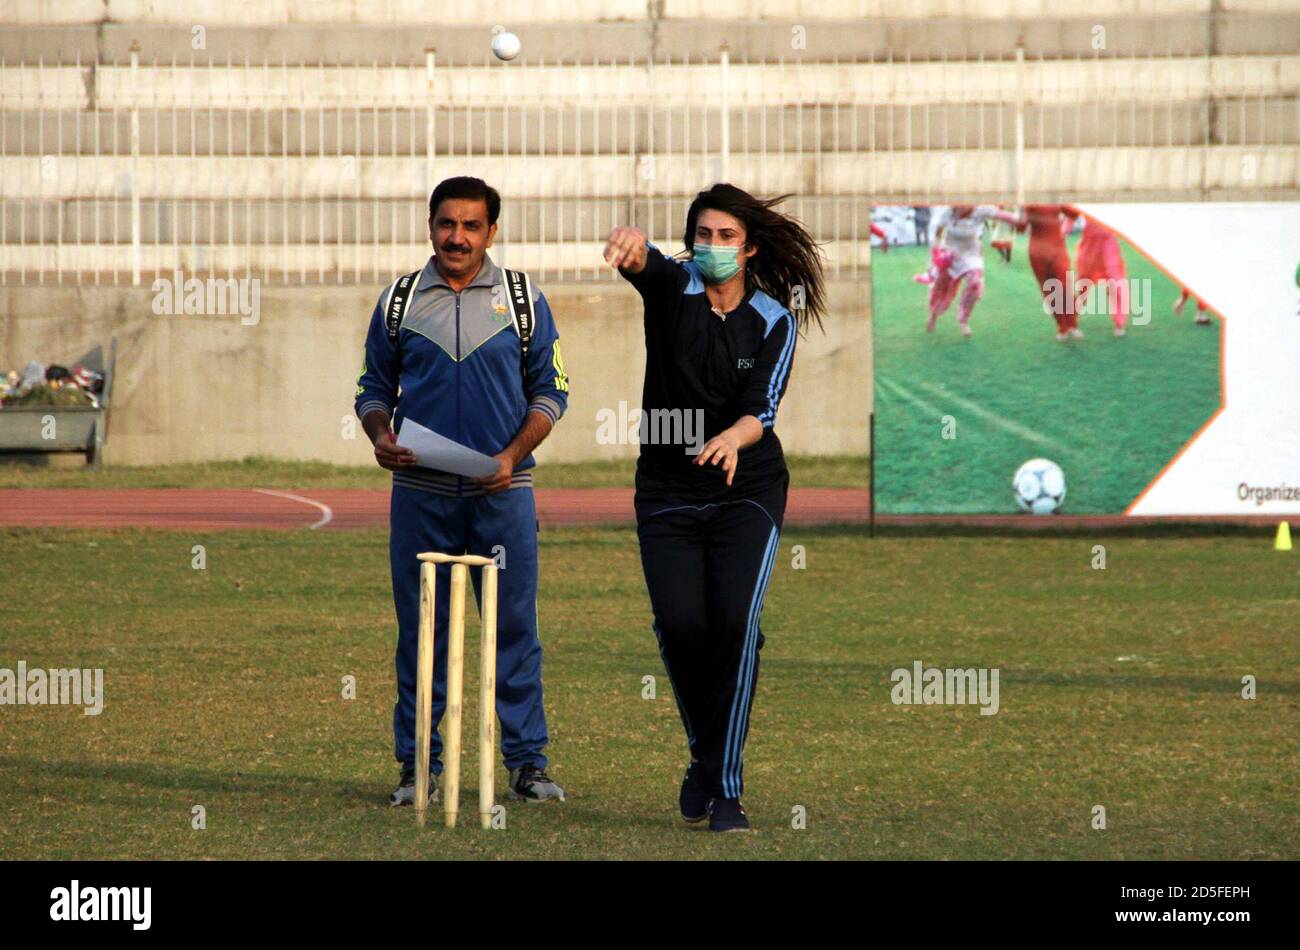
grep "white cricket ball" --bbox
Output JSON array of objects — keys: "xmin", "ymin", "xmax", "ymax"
[{"xmin": 491, "ymin": 31, "xmax": 521, "ymax": 61}]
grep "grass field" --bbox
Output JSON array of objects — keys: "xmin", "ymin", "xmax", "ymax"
[
  {"xmin": 2, "ymin": 525, "xmax": 1296, "ymax": 860},
  {"xmin": 872, "ymin": 238, "xmax": 1221, "ymax": 514},
  {"xmin": 0, "ymin": 454, "xmax": 866, "ymax": 490}
]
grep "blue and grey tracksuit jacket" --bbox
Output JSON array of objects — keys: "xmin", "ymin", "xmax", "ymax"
[
  {"xmin": 354, "ymin": 252, "xmax": 569, "ymax": 770},
  {"xmin": 355, "ymin": 252, "xmax": 569, "ymax": 495}
]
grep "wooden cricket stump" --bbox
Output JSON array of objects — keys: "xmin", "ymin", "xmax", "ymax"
[{"xmin": 413, "ymin": 552, "xmax": 498, "ymax": 830}]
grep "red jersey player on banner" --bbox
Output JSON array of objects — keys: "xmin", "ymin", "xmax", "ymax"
[
  {"xmin": 1068, "ymin": 207, "xmax": 1130, "ymax": 337},
  {"xmin": 1012, "ymin": 204, "xmax": 1080, "ymax": 340}
]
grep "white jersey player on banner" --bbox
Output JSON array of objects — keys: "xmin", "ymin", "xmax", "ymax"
[{"xmin": 921, "ymin": 205, "xmax": 1019, "ymax": 337}]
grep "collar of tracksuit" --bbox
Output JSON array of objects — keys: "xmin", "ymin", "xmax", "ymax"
[{"xmin": 416, "ymin": 253, "xmax": 501, "ymax": 293}]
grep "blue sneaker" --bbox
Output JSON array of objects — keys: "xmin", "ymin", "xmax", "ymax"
[
  {"xmin": 679, "ymin": 761, "xmax": 710, "ymax": 823},
  {"xmin": 707, "ymin": 797, "xmax": 750, "ymax": 833}
]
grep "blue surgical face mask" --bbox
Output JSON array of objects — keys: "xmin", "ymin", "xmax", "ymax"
[{"xmin": 692, "ymin": 243, "xmax": 743, "ymax": 284}]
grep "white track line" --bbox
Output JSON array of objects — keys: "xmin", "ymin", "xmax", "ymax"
[
  {"xmin": 879, "ymin": 373, "xmax": 1067, "ymax": 452},
  {"xmin": 876, "ymin": 375, "xmax": 945, "ymax": 419},
  {"xmin": 906, "ymin": 378, "xmax": 1068, "ymax": 453},
  {"xmin": 252, "ymin": 488, "xmax": 333, "ymax": 530}
]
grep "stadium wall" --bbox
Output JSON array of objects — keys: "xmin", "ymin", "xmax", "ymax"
[{"xmin": 0, "ymin": 277, "xmax": 870, "ymax": 466}]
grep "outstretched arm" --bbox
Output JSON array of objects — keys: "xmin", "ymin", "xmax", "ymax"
[
  {"xmin": 989, "ymin": 208, "xmax": 1023, "ymax": 228},
  {"xmin": 604, "ymin": 226, "xmax": 649, "ymax": 273},
  {"xmin": 605, "ymin": 225, "xmax": 690, "ymax": 310}
]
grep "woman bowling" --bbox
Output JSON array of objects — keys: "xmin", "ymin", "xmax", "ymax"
[{"xmin": 602, "ymin": 184, "xmax": 826, "ymax": 832}]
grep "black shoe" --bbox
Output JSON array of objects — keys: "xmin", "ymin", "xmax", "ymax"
[
  {"xmin": 508, "ymin": 764, "xmax": 565, "ymax": 802},
  {"xmin": 707, "ymin": 797, "xmax": 750, "ymax": 832},
  {"xmin": 389, "ymin": 765, "xmax": 437, "ymax": 807},
  {"xmin": 679, "ymin": 761, "xmax": 710, "ymax": 823}
]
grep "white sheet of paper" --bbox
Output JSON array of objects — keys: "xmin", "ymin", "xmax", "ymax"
[{"xmin": 395, "ymin": 417, "xmax": 500, "ymax": 478}]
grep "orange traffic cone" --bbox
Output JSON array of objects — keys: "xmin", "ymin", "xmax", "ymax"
[{"xmin": 1276, "ymin": 521, "xmax": 1292, "ymax": 551}]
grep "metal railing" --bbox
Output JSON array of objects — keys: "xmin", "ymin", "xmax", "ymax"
[{"xmin": 1, "ymin": 43, "xmax": 1296, "ymax": 285}]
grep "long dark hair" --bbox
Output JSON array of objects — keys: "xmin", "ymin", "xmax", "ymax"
[{"xmin": 681, "ymin": 183, "xmax": 827, "ymax": 333}]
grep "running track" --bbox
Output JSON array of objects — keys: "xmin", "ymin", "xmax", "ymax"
[
  {"xmin": 0, "ymin": 487, "xmax": 866, "ymax": 530},
  {"xmin": 0, "ymin": 488, "xmax": 1280, "ymax": 531}
]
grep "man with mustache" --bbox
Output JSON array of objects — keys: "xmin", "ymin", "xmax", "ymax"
[{"xmin": 355, "ymin": 176, "xmax": 570, "ymax": 809}]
